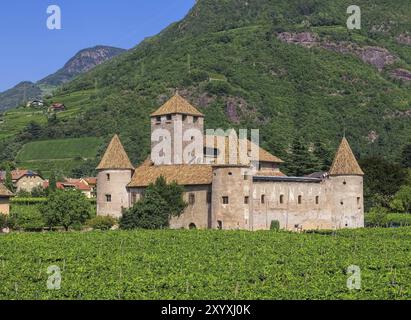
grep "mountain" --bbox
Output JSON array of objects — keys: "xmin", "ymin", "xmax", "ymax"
[
  {"xmin": 0, "ymin": 46, "xmax": 126, "ymax": 111},
  {"xmin": 0, "ymin": 82, "xmax": 42, "ymax": 111},
  {"xmin": 38, "ymin": 46, "xmax": 126, "ymax": 86},
  {"xmin": 1, "ymin": 0, "xmax": 411, "ymax": 171}
]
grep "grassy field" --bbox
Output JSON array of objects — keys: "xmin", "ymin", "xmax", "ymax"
[
  {"xmin": 0, "ymin": 227, "xmax": 409, "ymax": 300},
  {"xmin": 15, "ymin": 136, "xmax": 103, "ymax": 177},
  {"xmin": 16, "ymin": 137, "xmax": 102, "ymax": 161}
]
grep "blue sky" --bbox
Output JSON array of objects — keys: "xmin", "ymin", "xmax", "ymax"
[{"xmin": 0, "ymin": 0, "xmax": 195, "ymax": 91}]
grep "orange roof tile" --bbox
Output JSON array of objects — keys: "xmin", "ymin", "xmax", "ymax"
[
  {"xmin": 97, "ymin": 135, "xmax": 134, "ymax": 170},
  {"xmin": 329, "ymin": 138, "xmax": 364, "ymax": 176}
]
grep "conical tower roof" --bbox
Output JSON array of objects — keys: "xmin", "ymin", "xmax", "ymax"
[
  {"xmin": 96, "ymin": 135, "xmax": 134, "ymax": 170},
  {"xmin": 151, "ymin": 93, "xmax": 204, "ymax": 117},
  {"xmin": 329, "ymin": 137, "xmax": 364, "ymax": 176}
]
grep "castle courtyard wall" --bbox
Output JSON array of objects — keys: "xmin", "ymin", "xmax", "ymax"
[{"xmin": 252, "ymin": 180, "xmax": 332, "ymax": 231}]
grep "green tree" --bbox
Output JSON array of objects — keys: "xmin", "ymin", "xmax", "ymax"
[
  {"xmin": 285, "ymin": 138, "xmax": 321, "ymax": 176},
  {"xmin": 390, "ymin": 185, "xmax": 411, "ymax": 213},
  {"xmin": 41, "ymin": 190, "xmax": 93, "ymax": 231},
  {"xmin": 401, "ymin": 144, "xmax": 411, "ymax": 168},
  {"xmin": 4, "ymin": 166, "xmax": 15, "ymax": 193},
  {"xmin": 49, "ymin": 171, "xmax": 57, "ymax": 193},
  {"xmin": 313, "ymin": 140, "xmax": 333, "ymax": 171},
  {"xmin": 120, "ymin": 176, "xmax": 187, "ymax": 230},
  {"xmin": 359, "ymin": 157, "xmax": 406, "ymax": 210}
]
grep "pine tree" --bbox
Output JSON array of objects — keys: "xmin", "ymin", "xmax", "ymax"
[
  {"xmin": 49, "ymin": 171, "xmax": 57, "ymax": 193},
  {"xmin": 4, "ymin": 166, "xmax": 15, "ymax": 193},
  {"xmin": 285, "ymin": 137, "xmax": 321, "ymax": 176},
  {"xmin": 313, "ymin": 140, "xmax": 333, "ymax": 171}
]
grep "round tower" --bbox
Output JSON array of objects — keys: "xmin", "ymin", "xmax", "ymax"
[
  {"xmin": 96, "ymin": 134, "xmax": 134, "ymax": 218},
  {"xmin": 327, "ymin": 138, "xmax": 364, "ymax": 229},
  {"xmin": 211, "ymin": 165, "xmax": 253, "ymax": 230}
]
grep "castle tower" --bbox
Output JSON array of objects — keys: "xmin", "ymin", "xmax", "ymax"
[
  {"xmin": 328, "ymin": 137, "xmax": 364, "ymax": 229},
  {"xmin": 96, "ymin": 134, "xmax": 134, "ymax": 218},
  {"xmin": 150, "ymin": 93, "xmax": 204, "ymax": 165}
]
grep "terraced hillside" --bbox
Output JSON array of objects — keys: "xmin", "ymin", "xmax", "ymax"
[
  {"xmin": 15, "ymin": 137, "xmax": 103, "ymax": 177},
  {"xmin": 1, "ymin": 0, "xmax": 410, "ymax": 174}
]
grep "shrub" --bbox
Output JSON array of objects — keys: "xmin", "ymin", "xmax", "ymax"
[
  {"xmin": 270, "ymin": 220, "xmax": 280, "ymax": 231},
  {"xmin": 9, "ymin": 206, "xmax": 45, "ymax": 231},
  {"xmin": 390, "ymin": 185, "xmax": 411, "ymax": 213},
  {"xmin": 365, "ymin": 207, "xmax": 389, "ymax": 227},
  {"xmin": 0, "ymin": 213, "xmax": 8, "ymax": 229},
  {"xmin": 87, "ymin": 216, "xmax": 117, "ymax": 231}
]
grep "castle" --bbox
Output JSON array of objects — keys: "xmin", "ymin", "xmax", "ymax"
[{"xmin": 96, "ymin": 94, "xmax": 364, "ymax": 231}]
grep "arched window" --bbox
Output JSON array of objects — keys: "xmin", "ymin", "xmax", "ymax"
[{"xmin": 189, "ymin": 223, "xmax": 197, "ymax": 230}]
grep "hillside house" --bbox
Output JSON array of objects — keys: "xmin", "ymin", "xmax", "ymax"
[
  {"xmin": 26, "ymin": 100, "xmax": 44, "ymax": 108},
  {"xmin": 0, "ymin": 183, "xmax": 13, "ymax": 215},
  {"xmin": 0, "ymin": 169, "xmax": 45, "ymax": 193},
  {"xmin": 48, "ymin": 103, "xmax": 65, "ymax": 112},
  {"xmin": 44, "ymin": 178, "xmax": 95, "ymax": 198}
]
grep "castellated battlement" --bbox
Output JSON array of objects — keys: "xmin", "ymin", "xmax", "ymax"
[{"xmin": 96, "ymin": 94, "xmax": 364, "ymax": 231}]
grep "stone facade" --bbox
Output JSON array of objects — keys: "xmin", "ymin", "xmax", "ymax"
[
  {"xmin": 97, "ymin": 94, "xmax": 364, "ymax": 231},
  {"xmin": 0, "ymin": 198, "xmax": 10, "ymax": 215},
  {"xmin": 15, "ymin": 175, "xmax": 44, "ymax": 193}
]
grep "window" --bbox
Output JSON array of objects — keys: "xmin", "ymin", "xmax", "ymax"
[
  {"xmin": 244, "ymin": 196, "xmax": 249, "ymax": 204},
  {"xmin": 106, "ymin": 173, "xmax": 110, "ymax": 181},
  {"xmin": 243, "ymin": 174, "xmax": 248, "ymax": 180},
  {"xmin": 131, "ymin": 193, "xmax": 138, "ymax": 204},
  {"xmin": 357, "ymin": 197, "xmax": 361, "ymax": 205},
  {"xmin": 183, "ymin": 115, "xmax": 187, "ymax": 122},
  {"xmin": 316, "ymin": 196, "xmax": 319, "ymax": 205},
  {"xmin": 222, "ymin": 196, "xmax": 229, "ymax": 204},
  {"xmin": 189, "ymin": 223, "xmax": 197, "ymax": 230},
  {"xmin": 207, "ymin": 192, "xmax": 212, "ymax": 204},
  {"xmin": 280, "ymin": 195, "xmax": 284, "ymax": 204},
  {"xmin": 193, "ymin": 116, "xmax": 198, "ymax": 123},
  {"xmin": 156, "ymin": 116, "xmax": 161, "ymax": 123},
  {"xmin": 189, "ymin": 193, "xmax": 195, "ymax": 205},
  {"xmin": 298, "ymin": 195, "xmax": 302, "ymax": 204},
  {"xmin": 228, "ymin": 172, "xmax": 233, "ymax": 176},
  {"xmin": 343, "ymin": 181, "xmax": 347, "ymax": 185},
  {"xmin": 166, "ymin": 114, "xmax": 172, "ymax": 121},
  {"xmin": 261, "ymin": 195, "xmax": 265, "ymax": 204},
  {"xmin": 105, "ymin": 194, "xmax": 112, "ymax": 203}
]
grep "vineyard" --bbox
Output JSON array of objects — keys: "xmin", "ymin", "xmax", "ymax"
[{"xmin": 0, "ymin": 227, "xmax": 409, "ymax": 300}]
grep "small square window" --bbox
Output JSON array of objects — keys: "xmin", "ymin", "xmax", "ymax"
[
  {"xmin": 156, "ymin": 116, "xmax": 161, "ymax": 123},
  {"xmin": 106, "ymin": 194, "xmax": 112, "ymax": 202},
  {"xmin": 193, "ymin": 116, "xmax": 199, "ymax": 123},
  {"xmin": 189, "ymin": 193, "xmax": 195, "ymax": 205},
  {"xmin": 222, "ymin": 196, "xmax": 229, "ymax": 204},
  {"xmin": 183, "ymin": 115, "xmax": 187, "ymax": 122},
  {"xmin": 166, "ymin": 115, "xmax": 172, "ymax": 121},
  {"xmin": 207, "ymin": 192, "xmax": 212, "ymax": 204}
]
